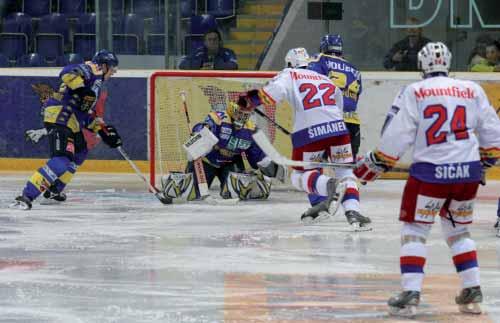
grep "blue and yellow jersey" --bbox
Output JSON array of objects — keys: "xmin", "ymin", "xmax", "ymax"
[
  {"xmin": 193, "ymin": 111, "xmax": 266, "ymax": 168},
  {"xmin": 308, "ymin": 53, "xmax": 362, "ymax": 124},
  {"xmin": 43, "ymin": 62, "xmax": 105, "ymax": 133}
]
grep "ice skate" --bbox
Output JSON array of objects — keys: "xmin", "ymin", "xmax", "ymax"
[
  {"xmin": 456, "ymin": 286, "xmax": 482, "ymax": 314},
  {"xmin": 495, "ymin": 219, "xmax": 500, "ymax": 237},
  {"xmin": 9, "ymin": 195, "xmax": 33, "ymax": 210},
  {"xmin": 388, "ymin": 290, "xmax": 420, "ymax": 317},
  {"xmin": 40, "ymin": 190, "xmax": 67, "ymax": 205},
  {"xmin": 301, "ymin": 178, "xmax": 341, "ymax": 223},
  {"xmin": 345, "ymin": 210, "xmax": 372, "ymax": 231}
]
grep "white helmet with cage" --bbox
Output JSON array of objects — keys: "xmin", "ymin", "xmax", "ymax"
[
  {"xmin": 417, "ymin": 42, "xmax": 452, "ymax": 75},
  {"xmin": 285, "ymin": 47, "xmax": 310, "ymax": 68}
]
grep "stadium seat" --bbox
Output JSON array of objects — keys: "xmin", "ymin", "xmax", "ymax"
[
  {"xmin": 131, "ymin": 0, "xmax": 157, "ymax": 18},
  {"xmin": 35, "ymin": 34, "xmax": 64, "ymax": 63},
  {"xmin": 0, "ymin": 33, "xmax": 29, "ymax": 62},
  {"xmin": 0, "ymin": 53, "xmax": 10, "ymax": 67},
  {"xmin": 3, "ymin": 12, "xmax": 33, "ymax": 42},
  {"xmin": 75, "ymin": 12, "xmax": 96, "ymax": 33},
  {"xmin": 58, "ymin": 0, "xmax": 86, "ymax": 17},
  {"xmin": 180, "ymin": 0, "xmax": 196, "ymax": 18},
  {"xmin": 112, "ymin": 0, "xmax": 125, "ymax": 15},
  {"xmin": 112, "ymin": 13, "xmax": 143, "ymax": 54},
  {"xmin": 206, "ymin": 0, "xmax": 235, "ymax": 19},
  {"xmin": 23, "ymin": 0, "xmax": 51, "ymax": 17},
  {"xmin": 73, "ymin": 33, "xmax": 95, "ymax": 60},
  {"xmin": 146, "ymin": 16, "xmax": 164, "ymax": 54},
  {"xmin": 16, "ymin": 53, "xmax": 47, "ymax": 67},
  {"xmin": 190, "ymin": 14, "xmax": 218, "ymax": 35},
  {"xmin": 184, "ymin": 35, "xmax": 204, "ymax": 55},
  {"xmin": 55, "ymin": 52, "xmax": 84, "ymax": 66},
  {"xmin": 113, "ymin": 34, "xmax": 139, "ymax": 54},
  {"xmin": 37, "ymin": 13, "xmax": 69, "ymax": 43}
]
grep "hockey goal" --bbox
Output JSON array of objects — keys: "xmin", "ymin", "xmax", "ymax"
[{"xmin": 149, "ymin": 70, "xmax": 294, "ymax": 186}]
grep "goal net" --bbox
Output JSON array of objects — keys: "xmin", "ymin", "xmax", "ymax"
[{"xmin": 149, "ymin": 71, "xmax": 294, "ymax": 186}]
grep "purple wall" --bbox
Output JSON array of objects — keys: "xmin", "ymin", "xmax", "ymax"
[{"xmin": 0, "ymin": 76, "xmax": 148, "ymax": 160}]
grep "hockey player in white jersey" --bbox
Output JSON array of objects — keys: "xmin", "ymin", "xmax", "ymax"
[
  {"xmin": 354, "ymin": 42, "xmax": 500, "ymax": 317},
  {"xmin": 238, "ymin": 47, "xmax": 370, "ymax": 228}
]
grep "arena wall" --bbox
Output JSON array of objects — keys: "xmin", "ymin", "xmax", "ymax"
[{"xmin": 0, "ymin": 69, "xmax": 498, "ymax": 178}]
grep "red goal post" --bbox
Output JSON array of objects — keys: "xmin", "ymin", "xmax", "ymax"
[{"xmin": 148, "ymin": 70, "xmax": 294, "ymax": 187}]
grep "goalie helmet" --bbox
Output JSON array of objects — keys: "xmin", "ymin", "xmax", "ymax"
[
  {"xmin": 226, "ymin": 101, "xmax": 252, "ymax": 129},
  {"xmin": 417, "ymin": 42, "xmax": 451, "ymax": 76},
  {"xmin": 320, "ymin": 34, "xmax": 343, "ymax": 56},
  {"xmin": 285, "ymin": 47, "xmax": 310, "ymax": 68}
]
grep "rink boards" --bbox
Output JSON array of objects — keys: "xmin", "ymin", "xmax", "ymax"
[{"xmin": 0, "ymin": 69, "xmax": 498, "ymax": 178}]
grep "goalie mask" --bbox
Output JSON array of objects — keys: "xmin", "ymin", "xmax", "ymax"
[{"xmin": 226, "ymin": 101, "xmax": 252, "ymax": 129}]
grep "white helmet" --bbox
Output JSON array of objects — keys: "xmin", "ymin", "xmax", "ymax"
[
  {"xmin": 285, "ymin": 47, "xmax": 309, "ymax": 68},
  {"xmin": 417, "ymin": 42, "xmax": 452, "ymax": 75}
]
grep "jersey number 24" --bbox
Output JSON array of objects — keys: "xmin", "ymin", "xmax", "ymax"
[
  {"xmin": 299, "ymin": 82, "xmax": 336, "ymax": 110},
  {"xmin": 424, "ymin": 104, "xmax": 469, "ymax": 146}
]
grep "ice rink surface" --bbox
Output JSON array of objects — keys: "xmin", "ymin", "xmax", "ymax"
[{"xmin": 0, "ymin": 173, "xmax": 499, "ymax": 323}]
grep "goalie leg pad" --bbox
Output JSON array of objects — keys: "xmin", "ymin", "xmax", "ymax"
[
  {"xmin": 223, "ymin": 171, "xmax": 272, "ymax": 200},
  {"xmin": 161, "ymin": 172, "xmax": 198, "ymax": 201}
]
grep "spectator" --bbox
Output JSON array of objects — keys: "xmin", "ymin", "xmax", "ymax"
[
  {"xmin": 470, "ymin": 41, "xmax": 500, "ymax": 72},
  {"xmin": 468, "ymin": 34, "xmax": 493, "ymax": 68},
  {"xmin": 179, "ymin": 29, "xmax": 238, "ymax": 70},
  {"xmin": 383, "ymin": 17, "xmax": 431, "ymax": 71}
]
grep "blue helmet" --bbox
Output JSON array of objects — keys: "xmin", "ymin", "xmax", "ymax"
[
  {"xmin": 319, "ymin": 34, "xmax": 343, "ymax": 55},
  {"xmin": 92, "ymin": 49, "xmax": 119, "ymax": 67}
]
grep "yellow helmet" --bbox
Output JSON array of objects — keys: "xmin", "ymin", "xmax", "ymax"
[{"xmin": 226, "ymin": 101, "xmax": 251, "ymax": 129}]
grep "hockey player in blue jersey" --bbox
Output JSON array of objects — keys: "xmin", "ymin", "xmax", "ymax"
[
  {"xmin": 160, "ymin": 102, "xmax": 287, "ymax": 201},
  {"xmin": 10, "ymin": 50, "xmax": 122, "ymax": 210},
  {"xmin": 307, "ymin": 34, "xmax": 369, "ymax": 225}
]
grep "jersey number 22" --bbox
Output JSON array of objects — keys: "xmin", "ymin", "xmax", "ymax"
[{"xmin": 299, "ymin": 82, "xmax": 336, "ymax": 110}]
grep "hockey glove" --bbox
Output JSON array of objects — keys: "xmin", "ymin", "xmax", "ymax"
[
  {"xmin": 353, "ymin": 151, "xmax": 390, "ymax": 182},
  {"xmin": 480, "ymin": 158, "xmax": 497, "ymax": 186},
  {"xmin": 25, "ymin": 128, "xmax": 48, "ymax": 144},
  {"xmin": 71, "ymin": 87, "xmax": 97, "ymax": 112},
  {"xmin": 258, "ymin": 158, "xmax": 288, "ymax": 183},
  {"xmin": 98, "ymin": 125, "xmax": 122, "ymax": 148},
  {"xmin": 237, "ymin": 89, "xmax": 260, "ymax": 112}
]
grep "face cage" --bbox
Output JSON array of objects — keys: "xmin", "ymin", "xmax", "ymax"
[{"xmin": 233, "ymin": 110, "xmax": 251, "ymax": 129}]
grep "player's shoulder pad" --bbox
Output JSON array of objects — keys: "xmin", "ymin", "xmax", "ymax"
[
  {"xmin": 60, "ymin": 63, "xmax": 87, "ymax": 78},
  {"xmin": 243, "ymin": 119, "xmax": 256, "ymax": 131},
  {"xmin": 208, "ymin": 111, "xmax": 226, "ymax": 125}
]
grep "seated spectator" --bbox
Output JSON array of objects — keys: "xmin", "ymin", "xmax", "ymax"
[
  {"xmin": 179, "ymin": 29, "xmax": 238, "ymax": 70},
  {"xmin": 468, "ymin": 34, "xmax": 493, "ymax": 68},
  {"xmin": 383, "ymin": 17, "xmax": 431, "ymax": 71},
  {"xmin": 470, "ymin": 41, "xmax": 500, "ymax": 72}
]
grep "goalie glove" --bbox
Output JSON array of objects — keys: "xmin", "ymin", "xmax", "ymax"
[
  {"xmin": 98, "ymin": 125, "xmax": 122, "ymax": 148},
  {"xmin": 257, "ymin": 156, "xmax": 288, "ymax": 183},
  {"xmin": 353, "ymin": 150, "xmax": 391, "ymax": 182},
  {"xmin": 25, "ymin": 128, "xmax": 48, "ymax": 144}
]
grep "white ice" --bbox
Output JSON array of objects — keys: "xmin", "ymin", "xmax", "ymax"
[{"xmin": 0, "ymin": 173, "xmax": 499, "ymax": 323}]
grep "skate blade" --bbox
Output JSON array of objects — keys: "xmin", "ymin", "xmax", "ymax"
[
  {"xmin": 39, "ymin": 199, "xmax": 61, "ymax": 205},
  {"xmin": 8, "ymin": 202, "xmax": 30, "ymax": 210},
  {"xmin": 458, "ymin": 303, "xmax": 482, "ymax": 314},
  {"xmin": 301, "ymin": 211, "xmax": 330, "ymax": 224},
  {"xmin": 388, "ymin": 305, "xmax": 417, "ymax": 317},
  {"xmin": 349, "ymin": 222, "xmax": 373, "ymax": 232}
]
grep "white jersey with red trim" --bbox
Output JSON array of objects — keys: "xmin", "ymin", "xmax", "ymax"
[
  {"xmin": 379, "ymin": 75, "xmax": 500, "ymax": 183},
  {"xmin": 260, "ymin": 68, "xmax": 346, "ymax": 148}
]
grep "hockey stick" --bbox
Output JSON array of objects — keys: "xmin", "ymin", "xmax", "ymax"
[
  {"xmin": 254, "ymin": 108, "xmax": 291, "ymax": 136},
  {"xmin": 117, "ymin": 146, "xmax": 172, "ymax": 204},
  {"xmin": 180, "ymin": 91, "xmax": 211, "ymax": 199},
  {"xmin": 180, "ymin": 92, "xmax": 238, "ymax": 205},
  {"xmin": 252, "ymin": 130, "xmax": 355, "ymax": 169}
]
